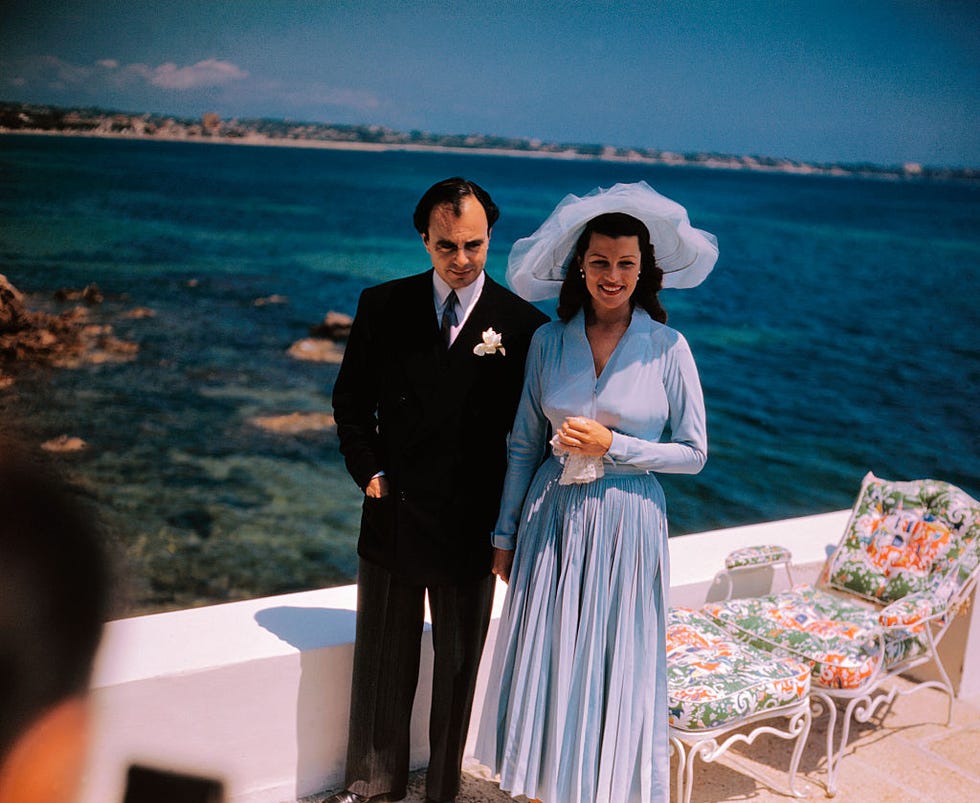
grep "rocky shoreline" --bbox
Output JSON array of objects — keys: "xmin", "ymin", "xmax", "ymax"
[
  {"xmin": 0, "ymin": 274, "xmax": 139, "ymax": 377},
  {"xmin": 0, "ymin": 274, "xmax": 142, "ymax": 452},
  {"xmin": 1, "ymin": 273, "xmax": 351, "ymax": 450}
]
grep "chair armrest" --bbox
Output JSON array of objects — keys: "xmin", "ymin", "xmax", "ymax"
[
  {"xmin": 879, "ymin": 591, "xmax": 946, "ymax": 628},
  {"xmin": 725, "ymin": 545, "xmax": 793, "ymax": 571}
]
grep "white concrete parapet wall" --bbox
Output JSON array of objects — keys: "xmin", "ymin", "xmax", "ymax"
[{"xmin": 79, "ymin": 510, "xmax": 978, "ymax": 803}]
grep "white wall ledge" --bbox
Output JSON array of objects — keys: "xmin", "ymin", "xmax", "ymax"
[{"xmin": 79, "ymin": 509, "xmax": 977, "ymax": 803}]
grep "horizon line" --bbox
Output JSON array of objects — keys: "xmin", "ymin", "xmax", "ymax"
[{"xmin": 1, "ymin": 99, "xmax": 977, "ymax": 179}]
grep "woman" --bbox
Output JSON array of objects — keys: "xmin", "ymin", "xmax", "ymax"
[{"xmin": 475, "ymin": 182, "xmax": 717, "ymax": 803}]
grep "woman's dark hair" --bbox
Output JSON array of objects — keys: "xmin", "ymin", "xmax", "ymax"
[
  {"xmin": 556, "ymin": 212, "xmax": 667, "ymax": 324},
  {"xmin": 412, "ymin": 177, "xmax": 500, "ymax": 235}
]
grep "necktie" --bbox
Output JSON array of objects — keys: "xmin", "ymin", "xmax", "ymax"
[{"xmin": 440, "ymin": 290, "xmax": 459, "ymax": 346}]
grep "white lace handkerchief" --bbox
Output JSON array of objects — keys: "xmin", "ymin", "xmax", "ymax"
[{"xmin": 551, "ymin": 434, "xmax": 605, "ymax": 485}]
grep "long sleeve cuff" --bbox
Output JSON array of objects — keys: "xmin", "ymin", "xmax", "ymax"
[
  {"xmin": 605, "ymin": 430, "xmax": 706, "ymax": 474},
  {"xmin": 492, "ymin": 531, "xmax": 516, "ymax": 550},
  {"xmin": 606, "ymin": 430, "xmax": 630, "ymax": 462}
]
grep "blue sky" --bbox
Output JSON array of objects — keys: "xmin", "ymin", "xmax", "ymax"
[{"xmin": 2, "ymin": 0, "xmax": 977, "ymax": 167}]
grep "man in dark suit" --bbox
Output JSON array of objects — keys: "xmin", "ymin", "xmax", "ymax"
[{"xmin": 327, "ymin": 178, "xmax": 548, "ymax": 803}]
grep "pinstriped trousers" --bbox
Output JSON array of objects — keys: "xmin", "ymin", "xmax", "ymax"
[{"xmin": 343, "ymin": 557, "xmax": 494, "ymax": 802}]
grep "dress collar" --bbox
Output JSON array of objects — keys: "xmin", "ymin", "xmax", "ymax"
[
  {"xmin": 566, "ymin": 306, "xmax": 656, "ymax": 378},
  {"xmin": 568, "ymin": 305, "xmax": 654, "ymax": 339}
]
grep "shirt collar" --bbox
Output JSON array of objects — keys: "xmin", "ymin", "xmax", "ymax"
[{"xmin": 433, "ymin": 270, "xmax": 485, "ymax": 312}]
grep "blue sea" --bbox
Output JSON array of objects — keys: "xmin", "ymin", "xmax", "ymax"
[{"xmin": 1, "ymin": 134, "xmax": 977, "ymax": 615}]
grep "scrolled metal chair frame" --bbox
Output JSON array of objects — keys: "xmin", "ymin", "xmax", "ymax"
[{"xmin": 670, "ymin": 697, "xmax": 812, "ymax": 803}]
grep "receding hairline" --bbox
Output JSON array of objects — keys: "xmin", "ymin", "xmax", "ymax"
[
  {"xmin": 424, "ymin": 195, "xmax": 491, "ymax": 236},
  {"xmin": 412, "ymin": 176, "xmax": 499, "ymax": 235}
]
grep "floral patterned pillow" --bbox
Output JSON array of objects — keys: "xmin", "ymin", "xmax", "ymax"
[
  {"xmin": 865, "ymin": 510, "xmax": 951, "ymax": 574},
  {"xmin": 824, "ymin": 473, "xmax": 977, "ymax": 604}
]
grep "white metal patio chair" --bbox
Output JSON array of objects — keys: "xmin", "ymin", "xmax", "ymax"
[
  {"xmin": 667, "ymin": 606, "xmax": 812, "ymax": 803},
  {"xmin": 703, "ymin": 472, "xmax": 980, "ymax": 796}
]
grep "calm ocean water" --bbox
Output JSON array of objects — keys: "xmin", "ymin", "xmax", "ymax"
[{"xmin": 1, "ymin": 134, "xmax": 977, "ymax": 614}]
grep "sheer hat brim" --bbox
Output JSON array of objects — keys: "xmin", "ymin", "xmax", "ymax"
[{"xmin": 506, "ymin": 181, "xmax": 718, "ymax": 301}]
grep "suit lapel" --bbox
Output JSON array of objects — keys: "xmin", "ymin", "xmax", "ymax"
[
  {"xmin": 395, "ymin": 273, "xmax": 509, "ymax": 383},
  {"xmin": 399, "ymin": 270, "xmax": 440, "ymax": 341},
  {"xmin": 391, "ymin": 271, "xmax": 445, "ymax": 380},
  {"xmin": 449, "ymin": 275, "xmax": 508, "ymax": 360}
]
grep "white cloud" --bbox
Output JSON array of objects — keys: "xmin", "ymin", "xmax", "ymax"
[
  {"xmin": 14, "ymin": 55, "xmax": 248, "ymax": 93},
  {"xmin": 145, "ymin": 59, "xmax": 248, "ymax": 90}
]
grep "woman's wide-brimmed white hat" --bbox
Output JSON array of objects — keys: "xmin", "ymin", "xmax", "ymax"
[{"xmin": 507, "ymin": 181, "xmax": 718, "ymax": 301}]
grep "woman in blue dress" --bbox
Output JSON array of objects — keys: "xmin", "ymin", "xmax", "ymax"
[{"xmin": 475, "ymin": 182, "xmax": 717, "ymax": 803}]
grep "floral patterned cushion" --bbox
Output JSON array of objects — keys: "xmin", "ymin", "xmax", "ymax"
[
  {"xmin": 704, "ymin": 586, "xmax": 928, "ymax": 691},
  {"xmin": 879, "ymin": 591, "xmax": 946, "ymax": 627},
  {"xmin": 667, "ymin": 606, "xmax": 810, "ymax": 731},
  {"xmin": 725, "ymin": 545, "xmax": 793, "ymax": 570},
  {"xmin": 823, "ymin": 473, "xmax": 980, "ymax": 604}
]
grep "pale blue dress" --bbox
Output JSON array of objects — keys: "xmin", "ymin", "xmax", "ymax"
[{"xmin": 475, "ymin": 308, "xmax": 707, "ymax": 803}]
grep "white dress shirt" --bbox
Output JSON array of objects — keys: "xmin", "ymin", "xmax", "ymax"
[{"xmin": 433, "ymin": 270, "xmax": 485, "ymax": 347}]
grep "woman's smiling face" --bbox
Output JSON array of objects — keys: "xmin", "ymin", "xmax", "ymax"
[{"xmin": 580, "ymin": 232, "xmax": 641, "ymax": 316}]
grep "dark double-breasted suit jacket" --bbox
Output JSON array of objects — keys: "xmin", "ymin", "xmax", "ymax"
[{"xmin": 332, "ymin": 269, "xmax": 548, "ymax": 586}]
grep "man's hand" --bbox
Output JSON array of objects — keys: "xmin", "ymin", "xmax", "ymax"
[
  {"xmin": 365, "ymin": 475, "xmax": 389, "ymax": 498},
  {"xmin": 556, "ymin": 416, "xmax": 612, "ymax": 456},
  {"xmin": 492, "ymin": 548, "xmax": 514, "ymax": 584}
]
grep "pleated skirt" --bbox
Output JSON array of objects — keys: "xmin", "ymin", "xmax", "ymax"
[{"xmin": 475, "ymin": 458, "xmax": 670, "ymax": 803}]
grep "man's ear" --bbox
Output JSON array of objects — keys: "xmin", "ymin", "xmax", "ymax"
[{"xmin": 0, "ymin": 697, "xmax": 90, "ymax": 803}]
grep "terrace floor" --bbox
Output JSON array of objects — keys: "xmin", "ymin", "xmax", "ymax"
[{"xmin": 309, "ymin": 679, "xmax": 980, "ymax": 803}]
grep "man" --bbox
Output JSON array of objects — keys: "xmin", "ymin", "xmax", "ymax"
[
  {"xmin": 0, "ymin": 439, "xmax": 111, "ymax": 803},
  {"xmin": 328, "ymin": 178, "xmax": 548, "ymax": 803}
]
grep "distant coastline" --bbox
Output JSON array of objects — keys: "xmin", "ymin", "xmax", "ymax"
[{"xmin": 2, "ymin": 100, "xmax": 976, "ymax": 183}]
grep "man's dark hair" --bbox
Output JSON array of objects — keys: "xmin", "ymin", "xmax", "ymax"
[
  {"xmin": 0, "ymin": 439, "xmax": 110, "ymax": 760},
  {"xmin": 412, "ymin": 177, "xmax": 500, "ymax": 236}
]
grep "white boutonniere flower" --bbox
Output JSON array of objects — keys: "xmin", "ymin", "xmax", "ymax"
[{"xmin": 473, "ymin": 327, "xmax": 506, "ymax": 356}]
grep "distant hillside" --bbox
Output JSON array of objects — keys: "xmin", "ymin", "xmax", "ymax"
[{"xmin": 1, "ymin": 101, "xmax": 975, "ymax": 183}]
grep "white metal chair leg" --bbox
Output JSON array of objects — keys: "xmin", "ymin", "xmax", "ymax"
[
  {"xmin": 814, "ymin": 667, "xmax": 956, "ymax": 798},
  {"xmin": 671, "ymin": 699, "xmax": 814, "ymax": 801},
  {"xmin": 784, "ymin": 706, "xmax": 813, "ymax": 798},
  {"xmin": 811, "ymin": 692, "xmax": 840, "ymax": 796},
  {"xmin": 923, "ymin": 624, "xmax": 956, "ymax": 725}
]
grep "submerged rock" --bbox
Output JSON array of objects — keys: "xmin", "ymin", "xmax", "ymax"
[
  {"xmin": 0, "ymin": 275, "xmax": 139, "ymax": 368},
  {"xmin": 41, "ymin": 434, "xmax": 87, "ymax": 452},
  {"xmin": 309, "ymin": 310, "xmax": 352, "ymax": 340},
  {"xmin": 287, "ymin": 337, "xmax": 345, "ymax": 363},
  {"xmin": 287, "ymin": 309, "xmax": 352, "ymax": 363},
  {"xmin": 0, "ymin": 274, "xmax": 27, "ymax": 330},
  {"xmin": 54, "ymin": 283, "xmax": 104, "ymax": 304},
  {"xmin": 121, "ymin": 307, "xmax": 157, "ymax": 319},
  {"xmin": 249, "ymin": 412, "xmax": 336, "ymax": 434},
  {"xmin": 254, "ymin": 294, "xmax": 289, "ymax": 306}
]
